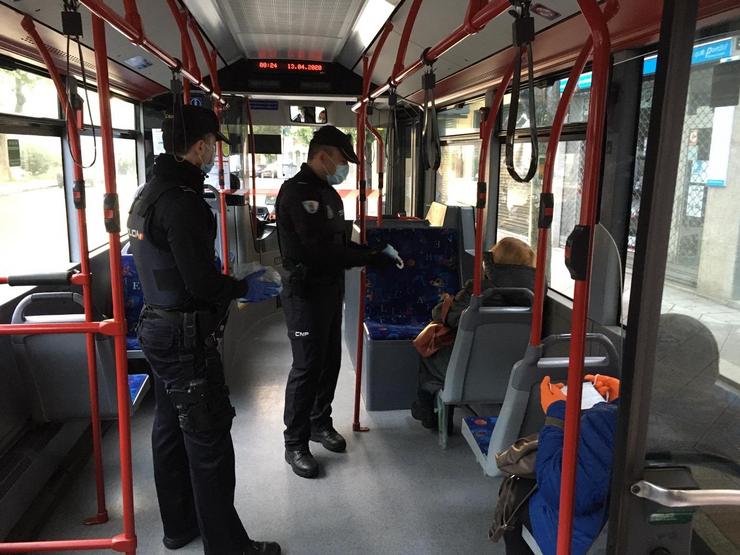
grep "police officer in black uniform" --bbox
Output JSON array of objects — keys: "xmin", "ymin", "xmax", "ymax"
[
  {"xmin": 276, "ymin": 126, "xmax": 394, "ymax": 478},
  {"xmin": 128, "ymin": 105, "xmax": 281, "ymax": 554}
]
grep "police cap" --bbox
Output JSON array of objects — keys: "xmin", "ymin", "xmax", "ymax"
[
  {"xmin": 163, "ymin": 105, "xmax": 229, "ymax": 154},
  {"xmin": 310, "ymin": 125, "xmax": 359, "ymax": 164}
]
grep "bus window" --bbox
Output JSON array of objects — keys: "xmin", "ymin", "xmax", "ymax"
[
  {"xmin": 626, "ymin": 34, "xmax": 740, "ymax": 395},
  {"xmin": 436, "ymin": 140, "xmax": 480, "ymax": 207},
  {"xmin": 79, "ymin": 136, "xmax": 139, "ymax": 248},
  {"xmin": 80, "ymin": 89, "xmax": 137, "ymax": 130},
  {"xmin": 497, "ymin": 139, "xmax": 585, "ymax": 298},
  {"xmin": 0, "ymin": 67, "xmax": 58, "ymax": 120},
  {"xmin": 0, "ymin": 134, "xmax": 68, "ymax": 273}
]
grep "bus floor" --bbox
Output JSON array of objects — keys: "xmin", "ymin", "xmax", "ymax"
[{"xmin": 35, "ymin": 310, "xmax": 506, "ymax": 555}]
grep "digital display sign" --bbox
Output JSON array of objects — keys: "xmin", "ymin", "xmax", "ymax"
[{"xmin": 256, "ymin": 60, "xmax": 325, "ymax": 73}]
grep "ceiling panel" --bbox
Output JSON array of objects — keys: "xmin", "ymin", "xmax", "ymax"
[
  {"xmin": 363, "ymin": 0, "xmax": 582, "ymax": 98},
  {"xmin": 6, "ymin": 0, "xmax": 227, "ymax": 89},
  {"xmin": 217, "ymin": 0, "xmax": 364, "ymax": 61}
]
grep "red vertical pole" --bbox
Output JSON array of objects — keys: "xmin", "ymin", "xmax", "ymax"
[
  {"xmin": 473, "ymin": 56, "xmax": 517, "ymax": 296},
  {"xmin": 352, "ymin": 57, "xmax": 370, "ymax": 432},
  {"xmin": 529, "ymin": 0, "xmax": 618, "ymax": 347},
  {"xmin": 366, "ymin": 121, "xmax": 384, "ymax": 226},
  {"xmin": 20, "ymin": 15, "xmax": 109, "ymax": 526},
  {"xmin": 556, "ymin": 1, "xmax": 611, "ymax": 553},
  {"xmin": 91, "ymin": 14, "xmax": 137, "ymax": 554}
]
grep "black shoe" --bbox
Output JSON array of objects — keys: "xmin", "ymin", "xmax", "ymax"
[
  {"xmin": 310, "ymin": 427, "xmax": 347, "ymax": 452},
  {"xmin": 245, "ymin": 540, "xmax": 281, "ymax": 554},
  {"xmin": 285, "ymin": 447, "xmax": 319, "ymax": 478},
  {"xmin": 411, "ymin": 401, "xmax": 436, "ymax": 429},
  {"xmin": 162, "ymin": 528, "xmax": 200, "ymax": 550}
]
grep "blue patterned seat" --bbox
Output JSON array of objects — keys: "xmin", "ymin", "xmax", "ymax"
[
  {"xmin": 364, "ymin": 228, "xmax": 460, "ymax": 340},
  {"xmin": 121, "ymin": 248, "xmax": 143, "ymax": 351}
]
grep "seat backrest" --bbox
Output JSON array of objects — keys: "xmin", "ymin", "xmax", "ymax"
[
  {"xmin": 10, "ymin": 292, "xmax": 119, "ymax": 422},
  {"xmin": 121, "ymin": 244, "xmax": 143, "ymax": 340},
  {"xmin": 365, "ymin": 227, "xmax": 460, "ymax": 327},
  {"xmin": 440, "ymin": 294, "xmax": 533, "ymax": 404}
]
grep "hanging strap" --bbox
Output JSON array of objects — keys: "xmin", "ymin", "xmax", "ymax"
[
  {"xmin": 505, "ymin": 0, "xmax": 538, "ymax": 183},
  {"xmin": 421, "ymin": 50, "xmax": 441, "ymax": 171}
]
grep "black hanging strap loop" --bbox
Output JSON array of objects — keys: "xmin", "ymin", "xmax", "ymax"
[
  {"xmin": 421, "ymin": 51, "xmax": 441, "ymax": 171},
  {"xmin": 505, "ymin": 0, "xmax": 539, "ymax": 183}
]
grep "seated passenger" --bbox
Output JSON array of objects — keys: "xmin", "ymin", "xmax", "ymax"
[
  {"xmin": 411, "ymin": 237, "xmax": 536, "ymax": 428},
  {"xmin": 503, "ymin": 375, "xmax": 620, "ymax": 555}
]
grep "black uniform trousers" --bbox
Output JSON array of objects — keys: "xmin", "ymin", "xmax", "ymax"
[
  {"xmin": 137, "ymin": 308, "xmax": 250, "ymax": 555},
  {"xmin": 282, "ymin": 279, "xmax": 344, "ymax": 448}
]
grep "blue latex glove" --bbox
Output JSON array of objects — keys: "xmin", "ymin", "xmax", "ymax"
[{"xmin": 239, "ymin": 269, "xmax": 281, "ymax": 303}]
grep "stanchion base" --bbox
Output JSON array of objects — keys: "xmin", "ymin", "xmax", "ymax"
[
  {"xmin": 352, "ymin": 424, "xmax": 370, "ymax": 432},
  {"xmin": 83, "ymin": 510, "xmax": 109, "ymax": 525}
]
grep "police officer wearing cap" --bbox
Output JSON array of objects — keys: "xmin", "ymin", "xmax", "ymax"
[
  {"xmin": 276, "ymin": 125, "xmax": 395, "ymax": 478},
  {"xmin": 128, "ymin": 105, "xmax": 281, "ymax": 554}
]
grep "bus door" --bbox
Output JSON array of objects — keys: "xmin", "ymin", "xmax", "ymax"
[{"xmin": 608, "ymin": 3, "xmax": 740, "ymax": 553}]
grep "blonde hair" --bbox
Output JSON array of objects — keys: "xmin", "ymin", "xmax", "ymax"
[{"xmin": 490, "ymin": 237, "xmax": 535, "ymax": 268}]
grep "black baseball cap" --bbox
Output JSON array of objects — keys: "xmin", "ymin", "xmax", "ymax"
[
  {"xmin": 310, "ymin": 125, "xmax": 358, "ymax": 164},
  {"xmin": 163, "ymin": 105, "xmax": 229, "ymax": 154}
]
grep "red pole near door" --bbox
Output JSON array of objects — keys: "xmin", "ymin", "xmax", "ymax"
[{"xmin": 91, "ymin": 14, "xmax": 137, "ymax": 554}]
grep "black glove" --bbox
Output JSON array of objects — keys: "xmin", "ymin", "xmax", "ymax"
[{"xmin": 367, "ymin": 248, "xmax": 396, "ymax": 268}]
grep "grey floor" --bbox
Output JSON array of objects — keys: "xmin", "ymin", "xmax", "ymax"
[{"xmin": 37, "ymin": 310, "xmax": 506, "ymax": 555}]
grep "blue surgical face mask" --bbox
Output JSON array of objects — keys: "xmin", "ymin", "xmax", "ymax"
[
  {"xmin": 200, "ymin": 142, "xmax": 216, "ymax": 174},
  {"xmin": 324, "ymin": 156, "xmax": 349, "ymax": 185}
]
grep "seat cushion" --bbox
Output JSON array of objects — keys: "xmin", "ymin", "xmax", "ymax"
[{"xmin": 365, "ymin": 320, "xmax": 427, "ymax": 340}]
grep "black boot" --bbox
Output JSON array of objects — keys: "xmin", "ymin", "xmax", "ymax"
[
  {"xmin": 162, "ymin": 528, "xmax": 200, "ymax": 550},
  {"xmin": 310, "ymin": 427, "xmax": 347, "ymax": 452},
  {"xmin": 411, "ymin": 399, "xmax": 436, "ymax": 429},
  {"xmin": 285, "ymin": 447, "xmax": 319, "ymax": 478},
  {"xmin": 245, "ymin": 540, "xmax": 281, "ymax": 554}
]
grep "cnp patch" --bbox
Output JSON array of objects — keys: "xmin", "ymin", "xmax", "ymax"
[{"xmin": 302, "ymin": 200, "xmax": 320, "ymax": 214}]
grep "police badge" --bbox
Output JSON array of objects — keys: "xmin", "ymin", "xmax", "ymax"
[{"xmin": 302, "ymin": 200, "xmax": 320, "ymax": 214}]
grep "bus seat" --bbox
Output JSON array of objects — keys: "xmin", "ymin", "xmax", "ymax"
[
  {"xmin": 461, "ymin": 334, "xmax": 619, "ymax": 476},
  {"xmin": 121, "ymin": 243, "xmax": 145, "ymax": 358},
  {"xmin": 424, "ymin": 201, "xmax": 475, "ymax": 283},
  {"xmin": 436, "ymin": 291, "xmax": 533, "ymax": 448},
  {"xmin": 10, "ymin": 292, "xmax": 150, "ymax": 422},
  {"xmin": 347, "ymin": 226, "xmax": 461, "ymax": 410}
]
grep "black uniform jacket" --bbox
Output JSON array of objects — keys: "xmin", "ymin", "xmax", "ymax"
[
  {"xmin": 275, "ymin": 163, "xmax": 375, "ymax": 282},
  {"xmin": 132, "ymin": 154, "xmax": 246, "ymax": 309}
]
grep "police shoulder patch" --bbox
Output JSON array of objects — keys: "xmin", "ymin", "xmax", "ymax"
[{"xmin": 302, "ymin": 200, "xmax": 320, "ymax": 214}]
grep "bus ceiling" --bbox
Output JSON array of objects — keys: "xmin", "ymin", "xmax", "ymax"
[{"xmin": 1, "ymin": 1, "xmax": 737, "ymax": 105}]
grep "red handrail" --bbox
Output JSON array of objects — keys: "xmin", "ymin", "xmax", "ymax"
[
  {"xmin": 529, "ymin": 0, "xmax": 620, "ymax": 347},
  {"xmin": 90, "ymin": 15, "xmax": 137, "ymax": 553},
  {"xmin": 392, "ymin": 0, "xmax": 422, "ymax": 80},
  {"xmin": 0, "ymin": 14, "xmax": 138, "ymax": 555},
  {"xmin": 353, "ymin": 0, "xmax": 511, "ymax": 111},
  {"xmin": 352, "ymin": 56, "xmax": 371, "ymax": 432},
  {"xmin": 556, "ymin": 1, "xmax": 611, "ymax": 553},
  {"xmin": 78, "ymin": 0, "xmax": 223, "ymax": 103},
  {"xmin": 165, "ymin": 0, "xmax": 200, "ymax": 82},
  {"xmin": 472, "ymin": 54, "xmax": 517, "ymax": 296},
  {"xmin": 366, "ymin": 120, "xmax": 385, "ymax": 226},
  {"xmin": 19, "ymin": 15, "xmax": 109, "ymax": 526}
]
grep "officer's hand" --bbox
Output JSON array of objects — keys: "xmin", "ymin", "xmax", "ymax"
[
  {"xmin": 367, "ymin": 249, "xmax": 396, "ymax": 268},
  {"xmin": 584, "ymin": 374, "xmax": 620, "ymax": 401},
  {"xmin": 540, "ymin": 375, "xmax": 566, "ymax": 414},
  {"xmin": 238, "ymin": 270, "xmax": 281, "ymax": 304}
]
